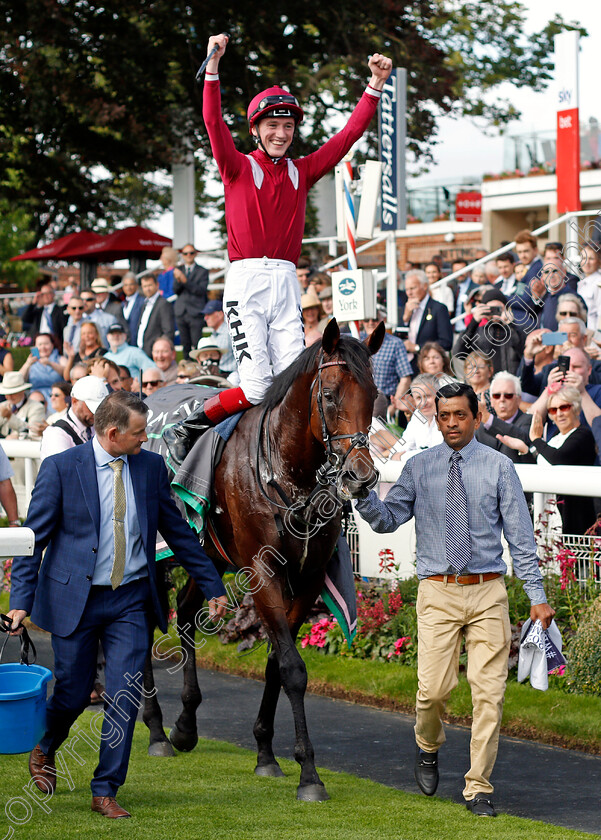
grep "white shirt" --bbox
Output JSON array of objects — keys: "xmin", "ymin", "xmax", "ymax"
[
  {"xmin": 137, "ymin": 292, "xmax": 160, "ymax": 347},
  {"xmin": 40, "ymin": 408, "xmax": 91, "ymax": 460},
  {"xmin": 408, "ymin": 294, "xmax": 429, "ymax": 345},
  {"xmin": 40, "ymin": 304, "xmax": 55, "ymax": 334},
  {"xmin": 400, "ymin": 413, "xmax": 443, "ymax": 453},
  {"xmin": 577, "ymin": 271, "xmax": 601, "ymax": 330},
  {"xmin": 123, "ymin": 292, "xmax": 140, "ymax": 321},
  {"xmin": 500, "ymin": 273, "xmax": 517, "ymax": 297}
]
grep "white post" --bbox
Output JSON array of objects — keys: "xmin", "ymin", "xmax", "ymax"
[
  {"xmin": 385, "ymin": 232, "xmax": 398, "ymax": 327},
  {"xmin": 172, "ymin": 156, "xmax": 195, "ymax": 249}
]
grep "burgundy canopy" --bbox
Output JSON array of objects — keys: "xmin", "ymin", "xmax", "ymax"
[
  {"xmin": 62, "ymin": 225, "xmax": 172, "ymax": 261},
  {"xmin": 10, "ymin": 231, "xmax": 104, "ymax": 262}
]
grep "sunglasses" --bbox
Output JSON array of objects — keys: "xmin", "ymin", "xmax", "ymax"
[
  {"xmin": 557, "ymin": 310, "xmax": 578, "ymax": 317},
  {"xmin": 491, "ymin": 392, "xmax": 517, "ymax": 399},
  {"xmin": 81, "ymin": 297, "xmax": 95, "ymax": 303},
  {"xmin": 548, "ymin": 403, "xmax": 573, "ymax": 415},
  {"xmin": 143, "ymin": 380, "xmax": 162, "ymax": 387},
  {"xmin": 69, "ymin": 305, "xmax": 84, "ymax": 311},
  {"xmin": 182, "ymin": 251, "xmax": 195, "ymax": 256}
]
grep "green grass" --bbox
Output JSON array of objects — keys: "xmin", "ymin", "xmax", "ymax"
[
  {"xmin": 0, "ymin": 716, "xmax": 594, "ymax": 840},
  {"xmin": 190, "ymin": 632, "xmax": 601, "ymax": 753}
]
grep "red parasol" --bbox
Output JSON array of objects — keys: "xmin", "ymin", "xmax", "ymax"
[
  {"xmin": 10, "ymin": 231, "xmax": 104, "ymax": 262},
  {"xmin": 61, "ymin": 225, "xmax": 172, "ymax": 261}
]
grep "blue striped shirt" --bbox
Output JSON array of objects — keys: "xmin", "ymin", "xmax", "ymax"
[
  {"xmin": 369, "ymin": 332, "xmax": 413, "ymax": 396},
  {"xmin": 355, "ymin": 436, "xmax": 547, "ymax": 605}
]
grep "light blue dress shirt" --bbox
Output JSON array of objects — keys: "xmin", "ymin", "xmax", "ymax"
[
  {"xmin": 104, "ymin": 343, "xmax": 154, "ymax": 381},
  {"xmin": 355, "ymin": 436, "xmax": 547, "ymax": 605},
  {"xmin": 91, "ymin": 437, "xmax": 147, "ymax": 586}
]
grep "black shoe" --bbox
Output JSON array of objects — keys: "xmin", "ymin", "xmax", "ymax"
[
  {"xmin": 414, "ymin": 747, "xmax": 439, "ymax": 796},
  {"xmin": 162, "ymin": 406, "xmax": 211, "ymax": 468},
  {"xmin": 466, "ymin": 796, "xmax": 497, "ymax": 817}
]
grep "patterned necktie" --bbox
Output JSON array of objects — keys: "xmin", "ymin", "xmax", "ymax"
[
  {"xmin": 445, "ymin": 452, "xmax": 471, "ymax": 573},
  {"xmin": 186, "ymin": 266, "xmax": 191, "ymax": 278},
  {"xmin": 108, "ymin": 459, "xmax": 126, "ymax": 589}
]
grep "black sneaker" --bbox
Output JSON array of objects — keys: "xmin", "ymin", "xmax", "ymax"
[
  {"xmin": 466, "ymin": 796, "xmax": 497, "ymax": 817},
  {"xmin": 414, "ymin": 746, "xmax": 439, "ymax": 796}
]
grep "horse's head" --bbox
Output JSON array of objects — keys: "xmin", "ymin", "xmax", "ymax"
[{"xmin": 310, "ymin": 318, "xmax": 385, "ymax": 501}]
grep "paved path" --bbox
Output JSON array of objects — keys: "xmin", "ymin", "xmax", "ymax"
[{"xmin": 31, "ymin": 631, "xmax": 599, "ymax": 834}]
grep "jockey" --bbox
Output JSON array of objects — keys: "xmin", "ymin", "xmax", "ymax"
[{"xmin": 164, "ymin": 33, "xmax": 392, "ymax": 466}]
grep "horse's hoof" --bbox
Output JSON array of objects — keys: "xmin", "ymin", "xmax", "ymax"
[
  {"xmin": 255, "ymin": 762, "xmax": 285, "ymax": 778},
  {"xmin": 148, "ymin": 741, "xmax": 175, "ymax": 757},
  {"xmin": 297, "ymin": 783, "xmax": 330, "ymax": 802},
  {"xmin": 169, "ymin": 725, "xmax": 198, "ymax": 753}
]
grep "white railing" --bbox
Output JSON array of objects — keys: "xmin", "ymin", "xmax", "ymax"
[
  {"xmin": 0, "ymin": 440, "xmax": 41, "ymax": 514},
  {"xmin": 351, "ymin": 461, "xmax": 601, "ymax": 580},
  {"xmin": 2, "ymin": 439, "xmax": 598, "ymax": 583}
]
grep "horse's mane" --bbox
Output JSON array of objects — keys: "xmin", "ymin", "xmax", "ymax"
[{"xmin": 261, "ymin": 335, "xmax": 377, "ymax": 409}]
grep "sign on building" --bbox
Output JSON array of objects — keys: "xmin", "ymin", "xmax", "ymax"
[
  {"xmin": 455, "ymin": 191, "xmax": 482, "ymax": 223},
  {"xmin": 379, "ymin": 69, "xmax": 407, "ymax": 231},
  {"xmin": 554, "ymin": 31, "xmax": 581, "ymax": 213}
]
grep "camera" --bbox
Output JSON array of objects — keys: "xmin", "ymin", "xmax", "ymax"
[{"xmin": 556, "ymin": 355, "xmax": 570, "ymax": 376}]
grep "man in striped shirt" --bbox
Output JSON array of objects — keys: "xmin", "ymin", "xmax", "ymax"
[{"xmin": 355, "ymin": 382, "xmax": 554, "ymax": 817}]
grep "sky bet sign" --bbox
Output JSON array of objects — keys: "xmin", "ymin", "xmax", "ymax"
[
  {"xmin": 554, "ymin": 31, "xmax": 581, "ymax": 213},
  {"xmin": 378, "ymin": 68, "xmax": 407, "ymax": 231}
]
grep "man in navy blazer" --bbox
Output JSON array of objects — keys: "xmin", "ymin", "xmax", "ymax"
[
  {"xmin": 8, "ymin": 391, "xmax": 227, "ymax": 819},
  {"xmin": 400, "ymin": 269, "xmax": 453, "ymax": 375}
]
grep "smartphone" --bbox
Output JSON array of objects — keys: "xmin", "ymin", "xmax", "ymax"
[
  {"xmin": 31, "ymin": 348, "xmax": 39, "ymax": 358},
  {"xmin": 556, "ymin": 355, "xmax": 570, "ymax": 375},
  {"xmin": 542, "ymin": 332, "xmax": 568, "ymax": 346}
]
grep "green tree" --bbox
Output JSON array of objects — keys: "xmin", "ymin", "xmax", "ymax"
[
  {"xmin": 0, "ymin": 1, "xmax": 586, "ymax": 243},
  {"xmin": 0, "ymin": 200, "xmax": 39, "ymax": 289}
]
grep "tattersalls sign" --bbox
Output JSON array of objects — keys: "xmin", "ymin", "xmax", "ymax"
[
  {"xmin": 554, "ymin": 31, "xmax": 581, "ymax": 214},
  {"xmin": 378, "ymin": 68, "xmax": 407, "ymax": 231}
]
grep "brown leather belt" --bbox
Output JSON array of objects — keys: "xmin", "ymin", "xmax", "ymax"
[{"xmin": 427, "ymin": 573, "xmax": 501, "ymax": 585}]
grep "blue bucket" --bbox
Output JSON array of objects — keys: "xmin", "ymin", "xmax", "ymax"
[{"xmin": 0, "ymin": 663, "xmax": 52, "ymax": 754}]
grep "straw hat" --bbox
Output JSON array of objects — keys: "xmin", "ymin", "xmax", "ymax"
[
  {"xmin": 301, "ymin": 293, "xmax": 321, "ymax": 310},
  {"xmin": 190, "ymin": 336, "xmax": 226, "ymax": 361},
  {"xmin": 0, "ymin": 372, "xmax": 32, "ymax": 395}
]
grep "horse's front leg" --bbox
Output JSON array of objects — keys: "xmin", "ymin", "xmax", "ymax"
[
  {"xmin": 253, "ymin": 649, "xmax": 284, "ymax": 778},
  {"xmin": 257, "ymin": 599, "xmax": 329, "ymax": 801},
  {"xmin": 142, "ymin": 636, "xmax": 175, "ymax": 757},
  {"xmin": 169, "ymin": 578, "xmax": 204, "ymax": 752}
]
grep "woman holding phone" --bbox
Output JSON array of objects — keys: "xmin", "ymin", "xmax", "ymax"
[{"xmin": 19, "ymin": 333, "xmax": 66, "ymax": 408}]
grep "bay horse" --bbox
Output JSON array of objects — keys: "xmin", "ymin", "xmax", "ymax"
[{"xmin": 143, "ymin": 318, "xmax": 384, "ymax": 800}]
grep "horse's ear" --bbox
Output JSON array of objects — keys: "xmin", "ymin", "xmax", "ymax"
[
  {"xmin": 322, "ymin": 317, "xmax": 340, "ymax": 355},
  {"xmin": 365, "ymin": 320, "xmax": 385, "ymax": 356}
]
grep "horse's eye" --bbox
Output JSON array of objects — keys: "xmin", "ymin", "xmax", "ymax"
[{"xmin": 323, "ymin": 390, "xmax": 336, "ymax": 405}]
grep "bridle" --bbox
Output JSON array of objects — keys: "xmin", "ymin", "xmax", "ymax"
[
  {"xmin": 311, "ymin": 356, "xmax": 370, "ymax": 485},
  {"xmin": 255, "ymin": 352, "xmax": 373, "ymax": 540}
]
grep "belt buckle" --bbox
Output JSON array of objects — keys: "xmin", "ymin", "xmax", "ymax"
[{"xmin": 455, "ymin": 574, "xmax": 470, "ymax": 585}]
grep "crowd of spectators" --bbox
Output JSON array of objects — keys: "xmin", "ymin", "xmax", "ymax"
[
  {"xmin": 297, "ymin": 231, "xmax": 601, "ymax": 536},
  {"xmin": 2, "ymin": 230, "xmax": 601, "ymax": 536}
]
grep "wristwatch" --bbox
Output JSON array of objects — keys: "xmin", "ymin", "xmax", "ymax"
[{"xmin": 9, "ymin": 519, "xmax": 21, "ymax": 527}]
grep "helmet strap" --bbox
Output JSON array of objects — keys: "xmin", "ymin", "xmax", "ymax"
[{"xmin": 252, "ymin": 123, "xmax": 295, "ymax": 163}]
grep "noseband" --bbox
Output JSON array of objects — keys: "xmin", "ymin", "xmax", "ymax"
[{"xmin": 311, "ymin": 356, "xmax": 370, "ymax": 485}]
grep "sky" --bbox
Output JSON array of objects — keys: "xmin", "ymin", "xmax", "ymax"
[
  {"xmin": 150, "ymin": 0, "xmax": 596, "ymax": 253},
  {"xmin": 411, "ymin": 0, "xmax": 596, "ymax": 187}
]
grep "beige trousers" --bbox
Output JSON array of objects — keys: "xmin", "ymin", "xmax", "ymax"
[{"xmin": 414, "ymin": 577, "xmax": 511, "ymax": 800}]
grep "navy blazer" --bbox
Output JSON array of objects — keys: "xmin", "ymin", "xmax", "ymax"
[
  {"xmin": 124, "ymin": 292, "xmax": 145, "ymax": 339},
  {"xmin": 414, "ymin": 297, "xmax": 453, "ymax": 352},
  {"xmin": 10, "ymin": 442, "xmax": 225, "ymax": 637}
]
